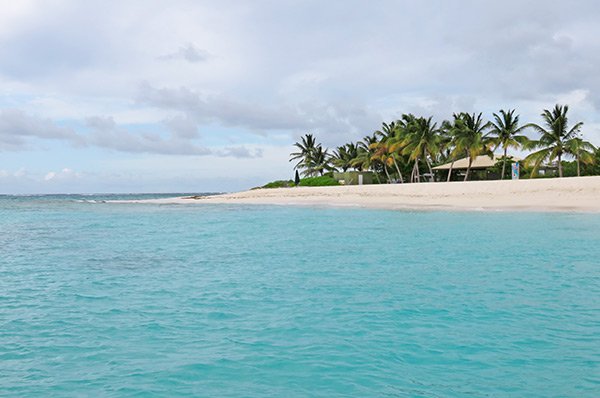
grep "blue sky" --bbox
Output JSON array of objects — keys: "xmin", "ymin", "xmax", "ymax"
[{"xmin": 1, "ymin": 0, "xmax": 600, "ymax": 193}]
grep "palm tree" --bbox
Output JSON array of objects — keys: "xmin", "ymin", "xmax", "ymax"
[
  {"xmin": 525, "ymin": 105, "xmax": 583, "ymax": 178},
  {"xmin": 449, "ymin": 113, "xmax": 492, "ymax": 181},
  {"xmin": 374, "ymin": 121, "xmax": 397, "ymax": 141},
  {"xmin": 311, "ymin": 145, "xmax": 331, "ymax": 176},
  {"xmin": 331, "ymin": 144, "xmax": 354, "ymax": 172},
  {"xmin": 352, "ymin": 134, "xmax": 382, "ymax": 183},
  {"xmin": 401, "ymin": 116, "xmax": 440, "ymax": 182},
  {"xmin": 289, "ymin": 133, "xmax": 330, "ymax": 177},
  {"xmin": 375, "ymin": 121, "xmax": 406, "ymax": 183},
  {"xmin": 346, "ymin": 142, "xmax": 360, "ymax": 170},
  {"xmin": 488, "ymin": 109, "xmax": 530, "ymax": 179},
  {"xmin": 565, "ymin": 136, "xmax": 596, "ymax": 176},
  {"xmin": 370, "ymin": 141, "xmax": 395, "ymax": 183},
  {"xmin": 290, "ymin": 133, "xmax": 318, "ymax": 176},
  {"xmin": 439, "ymin": 118, "xmax": 459, "ymax": 182}
]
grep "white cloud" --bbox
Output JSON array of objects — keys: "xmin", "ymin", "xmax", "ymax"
[
  {"xmin": 0, "ymin": 109, "xmax": 267, "ymax": 158},
  {"xmin": 43, "ymin": 167, "xmax": 81, "ymax": 182},
  {"xmin": 136, "ymin": 82, "xmax": 382, "ymax": 145},
  {"xmin": 158, "ymin": 43, "xmax": 209, "ymax": 63},
  {"xmin": 0, "ymin": 109, "xmax": 82, "ymax": 150}
]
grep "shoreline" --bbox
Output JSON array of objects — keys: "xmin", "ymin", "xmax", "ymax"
[{"xmin": 123, "ymin": 176, "xmax": 600, "ymax": 213}]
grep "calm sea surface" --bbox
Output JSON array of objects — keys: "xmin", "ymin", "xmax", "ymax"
[{"xmin": 1, "ymin": 194, "xmax": 599, "ymax": 397}]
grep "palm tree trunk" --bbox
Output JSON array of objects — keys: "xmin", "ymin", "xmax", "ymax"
[
  {"xmin": 413, "ymin": 159, "xmax": 420, "ymax": 183},
  {"xmin": 411, "ymin": 161, "xmax": 418, "ymax": 183},
  {"xmin": 558, "ymin": 153, "xmax": 563, "ymax": 178},
  {"xmin": 373, "ymin": 167, "xmax": 381, "ymax": 184},
  {"xmin": 447, "ymin": 161, "xmax": 454, "ymax": 182},
  {"xmin": 383, "ymin": 165, "xmax": 392, "ymax": 183},
  {"xmin": 426, "ymin": 159, "xmax": 434, "ymax": 182},
  {"xmin": 392, "ymin": 158, "xmax": 404, "ymax": 183},
  {"xmin": 417, "ymin": 160, "xmax": 421, "ymax": 182},
  {"xmin": 464, "ymin": 158, "xmax": 473, "ymax": 182},
  {"xmin": 501, "ymin": 147, "xmax": 507, "ymax": 180},
  {"xmin": 577, "ymin": 155, "xmax": 581, "ymax": 177}
]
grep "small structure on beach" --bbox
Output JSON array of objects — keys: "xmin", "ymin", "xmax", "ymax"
[
  {"xmin": 433, "ymin": 155, "xmax": 520, "ymax": 181},
  {"xmin": 333, "ymin": 171, "xmax": 374, "ymax": 185}
]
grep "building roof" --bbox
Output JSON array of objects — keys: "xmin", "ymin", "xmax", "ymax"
[{"xmin": 432, "ymin": 155, "xmax": 521, "ymax": 171}]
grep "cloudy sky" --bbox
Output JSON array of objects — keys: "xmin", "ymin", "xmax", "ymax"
[{"xmin": 1, "ymin": 0, "xmax": 600, "ymax": 193}]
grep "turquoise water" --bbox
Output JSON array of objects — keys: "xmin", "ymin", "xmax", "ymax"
[{"xmin": 1, "ymin": 195, "xmax": 599, "ymax": 397}]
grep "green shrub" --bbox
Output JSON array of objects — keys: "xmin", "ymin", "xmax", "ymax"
[
  {"xmin": 252, "ymin": 180, "xmax": 294, "ymax": 189},
  {"xmin": 298, "ymin": 176, "xmax": 340, "ymax": 187}
]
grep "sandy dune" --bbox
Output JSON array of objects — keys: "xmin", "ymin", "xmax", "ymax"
[{"xmin": 142, "ymin": 176, "xmax": 600, "ymax": 212}]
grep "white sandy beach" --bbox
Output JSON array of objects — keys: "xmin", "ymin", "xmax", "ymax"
[{"xmin": 136, "ymin": 176, "xmax": 600, "ymax": 212}]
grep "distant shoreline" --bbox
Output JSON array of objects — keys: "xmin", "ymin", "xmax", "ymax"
[{"xmin": 126, "ymin": 176, "xmax": 600, "ymax": 212}]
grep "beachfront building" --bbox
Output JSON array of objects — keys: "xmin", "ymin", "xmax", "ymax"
[
  {"xmin": 333, "ymin": 171, "xmax": 375, "ymax": 185},
  {"xmin": 433, "ymin": 155, "xmax": 520, "ymax": 181}
]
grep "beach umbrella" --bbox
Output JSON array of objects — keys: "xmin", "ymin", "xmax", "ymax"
[{"xmin": 294, "ymin": 170, "xmax": 300, "ymax": 186}]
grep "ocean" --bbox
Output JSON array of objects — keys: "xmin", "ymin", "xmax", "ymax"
[{"xmin": 1, "ymin": 194, "xmax": 599, "ymax": 397}]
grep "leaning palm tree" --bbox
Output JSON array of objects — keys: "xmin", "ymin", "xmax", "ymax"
[
  {"xmin": 369, "ymin": 141, "xmax": 395, "ymax": 183},
  {"xmin": 525, "ymin": 105, "xmax": 583, "ymax": 178},
  {"xmin": 565, "ymin": 136, "xmax": 596, "ymax": 177},
  {"xmin": 401, "ymin": 116, "xmax": 440, "ymax": 182},
  {"xmin": 376, "ymin": 121, "xmax": 406, "ymax": 183},
  {"xmin": 439, "ymin": 118, "xmax": 459, "ymax": 181},
  {"xmin": 449, "ymin": 113, "xmax": 492, "ymax": 181},
  {"xmin": 488, "ymin": 109, "xmax": 530, "ymax": 179},
  {"xmin": 390, "ymin": 115, "xmax": 421, "ymax": 182}
]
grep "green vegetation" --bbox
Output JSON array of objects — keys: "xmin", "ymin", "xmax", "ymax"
[
  {"xmin": 526, "ymin": 105, "xmax": 586, "ymax": 177},
  {"xmin": 254, "ymin": 180, "xmax": 294, "ymax": 189},
  {"xmin": 488, "ymin": 109, "xmax": 529, "ymax": 179},
  {"xmin": 446, "ymin": 112, "xmax": 492, "ymax": 181},
  {"xmin": 298, "ymin": 176, "xmax": 340, "ymax": 187},
  {"xmin": 289, "ymin": 134, "xmax": 331, "ymax": 177},
  {"xmin": 289, "ymin": 104, "xmax": 598, "ymax": 183},
  {"xmin": 255, "ymin": 176, "xmax": 340, "ymax": 189},
  {"xmin": 565, "ymin": 137, "xmax": 596, "ymax": 177}
]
